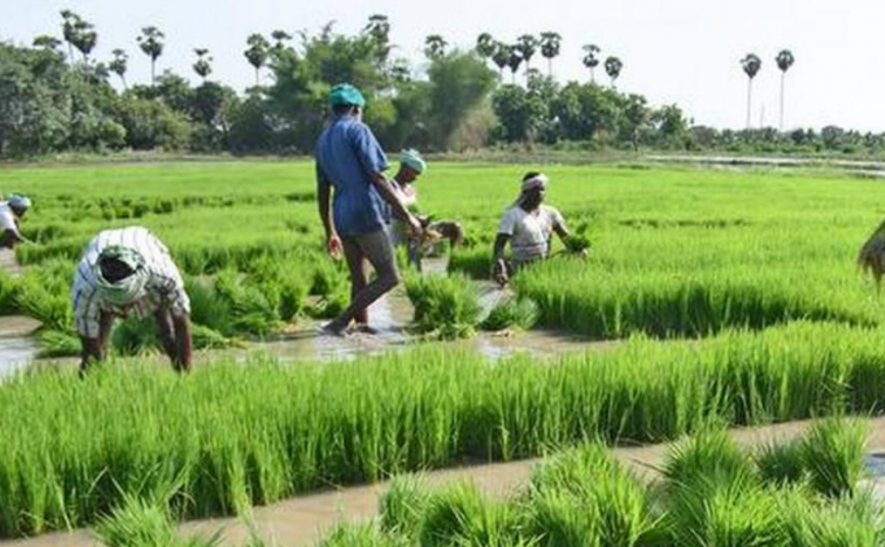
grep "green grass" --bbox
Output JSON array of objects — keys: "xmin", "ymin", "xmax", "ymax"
[
  {"xmin": 4, "ymin": 322, "xmax": 885, "ymax": 537},
  {"xmin": 405, "ymin": 273, "xmax": 482, "ymax": 339},
  {"xmin": 317, "ymin": 419, "xmax": 877, "ymax": 547}
]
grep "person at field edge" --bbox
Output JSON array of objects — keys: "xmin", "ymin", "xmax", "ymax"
[
  {"xmin": 0, "ymin": 194, "xmax": 32, "ymax": 249},
  {"xmin": 72, "ymin": 226, "xmax": 193, "ymax": 373},
  {"xmin": 492, "ymin": 172, "xmax": 572, "ymax": 286},
  {"xmin": 315, "ymin": 83, "xmax": 422, "ymax": 335},
  {"xmin": 388, "ymin": 149, "xmax": 465, "ymax": 272}
]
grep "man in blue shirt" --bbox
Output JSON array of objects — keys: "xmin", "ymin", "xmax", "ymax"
[{"xmin": 316, "ymin": 84, "xmax": 421, "ymax": 335}]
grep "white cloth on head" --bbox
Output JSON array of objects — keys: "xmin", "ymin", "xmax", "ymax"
[
  {"xmin": 72, "ymin": 227, "xmax": 190, "ymax": 338},
  {"xmin": 521, "ymin": 174, "xmax": 549, "ymax": 193},
  {"xmin": 497, "ymin": 204, "xmax": 565, "ymax": 264},
  {"xmin": 8, "ymin": 195, "xmax": 31, "ymax": 212}
]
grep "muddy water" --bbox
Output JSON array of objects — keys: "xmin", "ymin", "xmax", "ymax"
[{"xmin": 0, "ymin": 254, "xmax": 614, "ymax": 375}]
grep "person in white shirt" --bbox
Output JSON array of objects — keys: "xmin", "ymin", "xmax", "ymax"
[
  {"xmin": 492, "ymin": 172, "xmax": 572, "ymax": 286},
  {"xmin": 72, "ymin": 227, "xmax": 193, "ymax": 373},
  {"xmin": 0, "ymin": 194, "xmax": 32, "ymax": 249}
]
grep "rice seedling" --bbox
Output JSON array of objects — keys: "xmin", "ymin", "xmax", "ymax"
[
  {"xmin": 405, "ymin": 273, "xmax": 482, "ymax": 339},
  {"xmin": 379, "ymin": 474, "xmax": 430, "ymax": 539},
  {"xmin": 480, "ymin": 297, "xmax": 539, "ymax": 332},
  {"xmin": 37, "ymin": 329, "xmax": 81, "ymax": 358},
  {"xmin": 779, "ymin": 489, "xmax": 884, "ymax": 547},
  {"xmin": 419, "ymin": 482, "xmax": 520, "ymax": 547},
  {"xmin": 798, "ymin": 418, "xmax": 868, "ymax": 498},
  {"xmin": 316, "ymin": 522, "xmax": 407, "ymax": 547},
  {"xmin": 755, "ymin": 440, "xmax": 806, "ymax": 487},
  {"xmin": 662, "ymin": 428, "xmax": 753, "ymax": 488}
]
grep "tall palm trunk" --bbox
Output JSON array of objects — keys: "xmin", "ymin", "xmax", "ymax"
[
  {"xmin": 779, "ymin": 72, "xmax": 786, "ymax": 131},
  {"xmin": 151, "ymin": 59, "xmax": 156, "ymax": 86},
  {"xmin": 746, "ymin": 78, "xmax": 753, "ymax": 129},
  {"xmin": 547, "ymin": 58, "xmax": 552, "ymax": 78},
  {"xmin": 255, "ymin": 67, "xmax": 260, "ymax": 87}
]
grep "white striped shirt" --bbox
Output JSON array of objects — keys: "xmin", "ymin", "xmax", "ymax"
[{"xmin": 72, "ymin": 227, "xmax": 190, "ymax": 338}]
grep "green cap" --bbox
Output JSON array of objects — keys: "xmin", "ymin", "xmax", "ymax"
[
  {"xmin": 329, "ymin": 84, "xmax": 366, "ymax": 107},
  {"xmin": 399, "ymin": 149, "xmax": 427, "ymax": 173}
]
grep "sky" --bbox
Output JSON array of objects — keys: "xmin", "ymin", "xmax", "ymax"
[{"xmin": 1, "ymin": 0, "xmax": 882, "ymax": 131}]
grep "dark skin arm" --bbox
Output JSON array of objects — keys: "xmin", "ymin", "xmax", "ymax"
[
  {"xmin": 1, "ymin": 229, "xmax": 23, "ymax": 249},
  {"xmin": 79, "ymin": 310, "xmax": 114, "ymax": 375},
  {"xmin": 492, "ymin": 233, "xmax": 511, "ymax": 286},
  {"xmin": 316, "ymin": 165, "xmax": 342, "ymax": 258},
  {"xmin": 154, "ymin": 308, "xmax": 193, "ymax": 372}
]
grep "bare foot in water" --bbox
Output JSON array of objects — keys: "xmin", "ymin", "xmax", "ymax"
[{"xmin": 355, "ymin": 323, "xmax": 380, "ymax": 335}]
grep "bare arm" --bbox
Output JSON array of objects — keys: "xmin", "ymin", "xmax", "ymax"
[
  {"xmin": 173, "ymin": 314, "xmax": 192, "ymax": 372},
  {"xmin": 370, "ymin": 172, "xmax": 419, "ymax": 231},
  {"xmin": 316, "ymin": 166, "xmax": 336, "ymax": 240},
  {"xmin": 492, "ymin": 233, "xmax": 511, "ymax": 286},
  {"xmin": 1, "ymin": 229, "xmax": 22, "ymax": 249},
  {"xmin": 79, "ymin": 310, "xmax": 114, "ymax": 374},
  {"xmin": 553, "ymin": 222, "xmax": 570, "ymax": 243}
]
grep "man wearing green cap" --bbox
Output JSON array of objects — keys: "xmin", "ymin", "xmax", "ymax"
[
  {"xmin": 72, "ymin": 227, "xmax": 193, "ymax": 373},
  {"xmin": 315, "ymin": 83, "xmax": 422, "ymax": 335}
]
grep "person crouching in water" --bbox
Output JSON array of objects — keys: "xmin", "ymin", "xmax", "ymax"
[
  {"xmin": 72, "ymin": 227, "xmax": 193, "ymax": 374},
  {"xmin": 388, "ymin": 149, "xmax": 464, "ymax": 272},
  {"xmin": 0, "ymin": 194, "xmax": 32, "ymax": 249},
  {"xmin": 492, "ymin": 172, "xmax": 571, "ymax": 286}
]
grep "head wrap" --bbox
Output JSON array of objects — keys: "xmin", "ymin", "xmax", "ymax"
[
  {"xmin": 516, "ymin": 173, "xmax": 549, "ymax": 206},
  {"xmin": 329, "ymin": 84, "xmax": 366, "ymax": 107},
  {"xmin": 8, "ymin": 194, "xmax": 31, "ymax": 213},
  {"xmin": 399, "ymin": 149, "xmax": 427, "ymax": 174},
  {"xmin": 94, "ymin": 245, "xmax": 149, "ymax": 306}
]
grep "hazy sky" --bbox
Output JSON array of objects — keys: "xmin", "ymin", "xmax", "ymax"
[{"xmin": 2, "ymin": 0, "xmax": 881, "ymax": 131}]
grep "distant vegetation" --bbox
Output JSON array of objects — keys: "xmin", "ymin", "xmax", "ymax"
[{"xmin": 4, "ymin": 12, "xmax": 859, "ymax": 159}]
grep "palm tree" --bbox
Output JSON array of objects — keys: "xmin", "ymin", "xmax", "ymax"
[
  {"xmin": 72, "ymin": 19, "xmax": 97, "ymax": 62},
  {"xmin": 60, "ymin": 10, "xmax": 81, "ymax": 63},
  {"xmin": 515, "ymin": 34, "xmax": 538, "ymax": 73},
  {"xmin": 582, "ymin": 44, "xmax": 600, "ymax": 83},
  {"xmin": 539, "ymin": 32, "xmax": 561, "ymax": 77},
  {"xmin": 476, "ymin": 33, "xmax": 496, "ymax": 63},
  {"xmin": 776, "ymin": 49, "xmax": 795, "ymax": 131},
  {"xmin": 741, "ymin": 53, "xmax": 762, "ymax": 129},
  {"xmin": 604, "ymin": 56, "xmax": 623, "ymax": 88},
  {"xmin": 424, "ymin": 34, "xmax": 447, "ymax": 60},
  {"xmin": 491, "ymin": 41, "xmax": 510, "ymax": 79},
  {"xmin": 244, "ymin": 34, "xmax": 270, "ymax": 87},
  {"xmin": 33, "ymin": 35, "xmax": 62, "ymax": 51},
  {"xmin": 270, "ymin": 30, "xmax": 293, "ymax": 50},
  {"xmin": 137, "ymin": 26, "xmax": 165, "ymax": 86},
  {"xmin": 109, "ymin": 48, "xmax": 129, "ymax": 88},
  {"xmin": 193, "ymin": 48, "xmax": 212, "ymax": 82},
  {"xmin": 507, "ymin": 45, "xmax": 523, "ymax": 84},
  {"xmin": 363, "ymin": 14, "xmax": 391, "ymax": 61}
]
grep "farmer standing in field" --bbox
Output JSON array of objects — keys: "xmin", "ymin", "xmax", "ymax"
[
  {"xmin": 0, "ymin": 194, "xmax": 32, "ymax": 249},
  {"xmin": 388, "ymin": 149, "xmax": 464, "ymax": 272},
  {"xmin": 315, "ymin": 84, "xmax": 422, "ymax": 335},
  {"xmin": 492, "ymin": 172, "xmax": 573, "ymax": 286},
  {"xmin": 72, "ymin": 226, "xmax": 193, "ymax": 373}
]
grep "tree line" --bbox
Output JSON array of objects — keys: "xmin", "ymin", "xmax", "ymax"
[{"xmin": 0, "ymin": 12, "xmax": 875, "ymax": 159}]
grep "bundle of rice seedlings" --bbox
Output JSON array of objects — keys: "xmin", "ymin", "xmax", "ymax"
[
  {"xmin": 663, "ymin": 428, "xmax": 753, "ymax": 489},
  {"xmin": 420, "ymin": 482, "xmax": 520, "ymax": 547},
  {"xmin": 858, "ymin": 217, "xmax": 885, "ymax": 284},
  {"xmin": 524, "ymin": 444, "xmax": 657, "ymax": 547},
  {"xmin": 405, "ymin": 273, "xmax": 481, "ymax": 340},
  {"xmin": 798, "ymin": 418, "xmax": 868, "ymax": 498},
  {"xmin": 755, "ymin": 440, "xmax": 806, "ymax": 487},
  {"xmin": 664, "ymin": 474, "xmax": 785, "ymax": 547},
  {"xmin": 37, "ymin": 329, "xmax": 81, "ymax": 358},
  {"xmin": 112, "ymin": 317, "xmax": 160, "ymax": 357},
  {"xmin": 317, "ymin": 522, "xmax": 406, "ymax": 547},
  {"xmin": 779, "ymin": 490, "xmax": 883, "ymax": 547},
  {"xmin": 480, "ymin": 297, "xmax": 539, "ymax": 332},
  {"xmin": 379, "ymin": 474, "xmax": 430, "ymax": 539},
  {"xmin": 448, "ymin": 246, "xmax": 493, "ymax": 280},
  {"xmin": 185, "ymin": 277, "xmax": 234, "ymax": 335},
  {"xmin": 563, "ymin": 233, "xmax": 592, "ymax": 255},
  {"xmin": 94, "ymin": 495, "xmax": 222, "ymax": 547}
]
